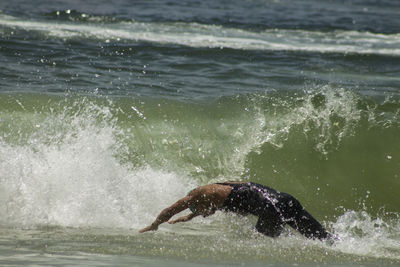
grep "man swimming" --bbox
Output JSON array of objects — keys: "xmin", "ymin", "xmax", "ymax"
[{"xmin": 139, "ymin": 181, "xmax": 331, "ymax": 241}]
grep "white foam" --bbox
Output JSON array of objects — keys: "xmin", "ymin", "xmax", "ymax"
[
  {"xmin": 0, "ymin": 100, "xmax": 193, "ymax": 229},
  {"xmin": 1, "ymin": 15, "xmax": 399, "ymax": 56},
  {"xmin": 331, "ymin": 210, "xmax": 400, "ymax": 260}
]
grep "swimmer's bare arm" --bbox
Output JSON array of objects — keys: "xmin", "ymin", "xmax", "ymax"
[
  {"xmin": 139, "ymin": 195, "xmax": 193, "ymax": 233},
  {"xmin": 168, "ymin": 212, "xmax": 198, "ymax": 224}
]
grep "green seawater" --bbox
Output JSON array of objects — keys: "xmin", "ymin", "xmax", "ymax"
[{"xmin": 0, "ymin": 89, "xmax": 399, "ymax": 265}]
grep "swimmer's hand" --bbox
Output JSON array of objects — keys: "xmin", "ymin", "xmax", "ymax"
[{"xmin": 139, "ymin": 223, "xmax": 158, "ymax": 233}]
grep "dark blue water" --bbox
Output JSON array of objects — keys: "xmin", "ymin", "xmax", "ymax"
[{"xmin": 1, "ymin": 0, "xmax": 399, "ymax": 99}]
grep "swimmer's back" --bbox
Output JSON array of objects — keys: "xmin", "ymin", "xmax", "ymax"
[{"xmin": 218, "ymin": 182, "xmax": 283, "ymax": 216}]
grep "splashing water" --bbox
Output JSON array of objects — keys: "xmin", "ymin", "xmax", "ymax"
[
  {"xmin": 0, "ymin": 97, "xmax": 193, "ymax": 229},
  {"xmin": 332, "ymin": 210, "xmax": 400, "ymax": 260}
]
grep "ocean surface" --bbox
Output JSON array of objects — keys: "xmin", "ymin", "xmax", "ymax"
[{"xmin": 1, "ymin": 0, "xmax": 400, "ymax": 266}]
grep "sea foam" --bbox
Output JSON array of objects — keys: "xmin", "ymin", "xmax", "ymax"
[
  {"xmin": 1, "ymin": 14, "xmax": 399, "ymax": 56},
  {"xmin": 0, "ymin": 97, "xmax": 192, "ymax": 229}
]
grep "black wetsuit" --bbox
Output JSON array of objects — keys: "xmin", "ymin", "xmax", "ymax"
[{"xmin": 218, "ymin": 182, "xmax": 330, "ymax": 240}]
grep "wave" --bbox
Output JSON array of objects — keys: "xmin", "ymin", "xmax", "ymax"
[
  {"xmin": 1, "ymin": 13, "xmax": 400, "ymax": 56},
  {"xmin": 0, "ymin": 96, "xmax": 195, "ymax": 229},
  {"xmin": 1, "ymin": 88, "xmax": 399, "ymax": 222},
  {"xmin": 0, "ymin": 90, "xmax": 399, "ymax": 261}
]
